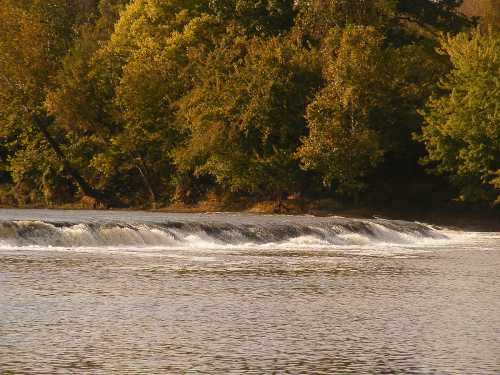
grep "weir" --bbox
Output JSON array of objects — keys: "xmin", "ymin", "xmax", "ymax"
[{"xmin": 0, "ymin": 215, "xmax": 445, "ymax": 248}]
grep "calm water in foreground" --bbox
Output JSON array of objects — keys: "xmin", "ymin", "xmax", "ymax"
[{"xmin": 0, "ymin": 209, "xmax": 499, "ymax": 374}]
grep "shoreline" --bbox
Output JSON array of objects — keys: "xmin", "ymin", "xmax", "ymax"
[
  {"xmin": 1, "ymin": 199, "xmax": 499, "ymax": 232},
  {"xmin": 157, "ymin": 204, "xmax": 500, "ymax": 232}
]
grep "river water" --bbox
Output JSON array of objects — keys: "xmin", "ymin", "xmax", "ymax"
[{"xmin": 0, "ymin": 209, "xmax": 499, "ymax": 374}]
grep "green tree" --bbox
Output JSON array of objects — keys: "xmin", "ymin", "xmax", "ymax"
[
  {"xmin": 0, "ymin": 0, "xmax": 115, "ymax": 205},
  {"xmin": 395, "ymin": 0, "xmax": 471, "ymax": 32},
  {"xmin": 46, "ymin": 0, "xmax": 214, "ymax": 206},
  {"xmin": 295, "ymin": 0, "xmax": 393, "ymax": 42},
  {"xmin": 297, "ymin": 25, "xmax": 448, "ymax": 195},
  {"xmin": 296, "ymin": 26, "xmax": 387, "ymax": 194},
  {"xmin": 99, "ymin": 13, "xmax": 222, "ymax": 206},
  {"xmin": 295, "ymin": 0, "xmax": 470, "ymax": 44},
  {"xmin": 209, "ymin": 0, "xmax": 296, "ymax": 36},
  {"xmin": 174, "ymin": 33, "xmax": 321, "ymax": 198},
  {"xmin": 419, "ymin": 28, "xmax": 500, "ymax": 203},
  {"xmin": 0, "ymin": 0, "xmax": 488, "ymax": 210},
  {"xmin": 43, "ymin": 0, "xmax": 134, "ymax": 204}
]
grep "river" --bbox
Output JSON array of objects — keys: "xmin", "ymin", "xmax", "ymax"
[{"xmin": 1, "ymin": 209, "xmax": 499, "ymax": 374}]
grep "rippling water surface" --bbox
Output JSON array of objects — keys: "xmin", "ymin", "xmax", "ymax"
[{"xmin": 1, "ymin": 209, "xmax": 499, "ymax": 374}]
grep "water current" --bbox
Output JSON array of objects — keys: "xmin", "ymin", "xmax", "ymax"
[{"xmin": 1, "ymin": 209, "xmax": 499, "ymax": 374}]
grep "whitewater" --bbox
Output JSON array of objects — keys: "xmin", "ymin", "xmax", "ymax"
[
  {"xmin": 1, "ymin": 209, "xmax": 499, "ymax": 374},
  {"xmin": 0, "ymin": 209, "xmax": 452, "ymax": 250}
]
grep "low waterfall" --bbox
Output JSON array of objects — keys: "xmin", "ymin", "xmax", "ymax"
[{"xmin": 0, "ymin": 216, "xmax": 445, "ymax": 249}]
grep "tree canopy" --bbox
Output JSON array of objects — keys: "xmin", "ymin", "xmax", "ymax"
[
  {"xmin": 1, "ymin": 0, "xmax": 498, "ymax": 208},
  {"xmin": 419, "ymin": 28, "xmax": 500, "ymax": 203}
]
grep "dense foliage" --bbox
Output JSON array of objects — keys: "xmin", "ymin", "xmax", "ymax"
[
  {"xmin": 0, "ymin": 0, "xmax": 498, "ymax": 208},
  {"xmin": 419, "ymin": 28, "xmax": 500, "ymax": 203}
]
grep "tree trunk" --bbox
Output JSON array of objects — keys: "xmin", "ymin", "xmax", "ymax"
[
  {"xmin": 33, "ymin": 114, "xmax": 120, "ymax": 207},
  {"xmin": 136, "ymin": 161, "xmax": 157, "ymax": 209}
]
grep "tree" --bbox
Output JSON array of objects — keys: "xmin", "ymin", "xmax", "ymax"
[
  {"xmin": 46, "ymin": 0, "xmax": 214, "ymax": 207},
  {"xmin": 209, "ymin": 0, "xmax": 296, "ymax": 36},
  {"xmin": 295, "ymin": 0, "xmax": 471, "ymax": 44},
  {"xmin": 0, "ymin": 0, "xmax": 490, "ymax": 209},
  {"xmin": 295, "ymin": 0, "xmax": 393, "ymax": 42},
  {"xmin": 0, "ymin": 0, "xmax": 116, "ymax": 205},
  {"xmin": 98, "ymin": 13, "xmax": 222, "ymax": 206},
  {"xmin": 395, "ymin": 0, "xmax": 471, "ymax": 33},
  {"xmin": 297, "ymin": 24, "xmax": 448, "ymax": 196},
  {"xmin": 419, "ymin": 28, "xmax": 500, "ymax": 203},
  {"xmin": 174, "ymin": 33, "xmax": 321, "ymax": 198},
  {"xmin": 296, "ymin": 26, "xmax": 387, "ymax": 194}
]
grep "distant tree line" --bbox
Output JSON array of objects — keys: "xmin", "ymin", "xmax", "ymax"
[{"xmin": 0, "ymin": 0, "xmax": 498, "ymax": 208}]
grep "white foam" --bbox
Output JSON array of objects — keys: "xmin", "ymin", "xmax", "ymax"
[{"xmin": 1, "ymin": 217, "xmax": 487, "ymax": 255}]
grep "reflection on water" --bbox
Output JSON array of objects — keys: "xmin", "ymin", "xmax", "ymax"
[{"xmin": 0, "ymin": 211, "xmax": 499, "ymax": 374}]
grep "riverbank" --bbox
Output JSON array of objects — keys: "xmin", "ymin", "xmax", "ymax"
[
  {"xmin": 159, "ymin": 198, "xmax": 500, "ymax": 232},
  {"xmin": 2, "ymin": 197, "xmax": 499, "ymax": 232}
]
